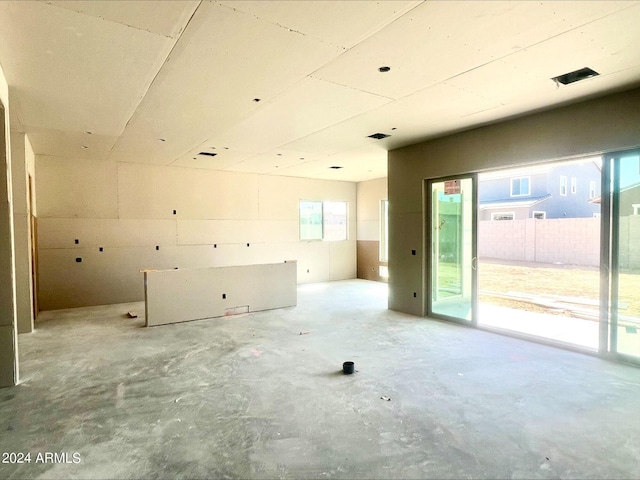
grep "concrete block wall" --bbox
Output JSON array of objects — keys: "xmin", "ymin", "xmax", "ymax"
[
  {"xmin": 535, "ymin": 218, "xmax": 600, "ymax": 266},
  {"xmin": 478, "ymin": 219, "xmax": 526, "ymax": 261},
  {"xmin": 35, "ymin": 158, "xmax": 356, "ymax": 310},
  {"xmin": 478, "ymin": 217, "xmax": 600, "ymax": 266},
  {"xmin": 620, "ymin": 215, "xmax": 640, "ymax": 270}
]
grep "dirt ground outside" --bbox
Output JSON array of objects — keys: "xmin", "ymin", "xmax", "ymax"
[{"xmin": 478, "ymin": 258, "xmax": 640, "ymax": 318}]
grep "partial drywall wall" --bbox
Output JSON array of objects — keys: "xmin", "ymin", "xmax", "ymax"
[
  {"xmin": 356, "ymin": 177, "xmax": 387, "ymax": 282},
  {"xmin": 357, "ymin": 177, "xmax": 387, "ymax": 241},
  {"xmin": 144, "ymin": 262, "xmax": 297, "ymax": 327},
  {"xmin": 388, "ymin": 86, "xmax": 640, "ymax": 316},
  {"xmin": 10, "ymin": 131, "xmax": 33, "ymax": 333},
  {"xmin": 36, "ymin": 160, "xmax": 356, "ymax": 310},
  {"xmin": 0, "ymin": 60, "xmax": 18, "ymax": 386}
]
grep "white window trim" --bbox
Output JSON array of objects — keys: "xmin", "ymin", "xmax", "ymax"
[
  {"xmin": 532, "ymin": 211, "xmax": 546, "ymax": 219},
  {"xmin": 571, "ymin": 177, "xmax": 577, "ymax": 194},
  {"xmin": 299, "ymin": 200, "xmax": 348, "ymax": 241},
  {"xmin": 560, "ymin": 176, "xmax": 567, "ymax": 196},
  {"xmin": 491, "ymin": 211, "xmax": 515, "ymax": 221},
  {"xmin": 379, "ymin": 199, "xmax": 389, "ymax": 262},
  {"xmin": 510, "ymin": 176, "xmax": 530, "ymax": 197}
]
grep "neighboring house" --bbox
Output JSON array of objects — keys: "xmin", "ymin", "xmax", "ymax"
[
  {"xmin": 590, "ymin": 181, "xmax": 640, "ymax": 216},
  {"xmin": 621, "ymin": 182, "xmax": 640, "ymax": 216},
  {"xmin": 479, "ymin": 159, "xmax": 601, "ymax": 220}
]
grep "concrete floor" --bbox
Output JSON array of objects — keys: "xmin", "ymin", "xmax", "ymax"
[{"xmin": 1, "ymin": 279, "xmax": 640, "ymax": 479}]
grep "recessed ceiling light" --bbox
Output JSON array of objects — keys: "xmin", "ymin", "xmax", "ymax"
[
  {"xmin": 277, "ymin": 153, "xmax": 282, "ymax": 156},
  {"xmin": 552, "ymin": 67, "xmax": 599, "ymax": 85},
  {"xmin": 379, "ymin": 66, "xmax": 391, "ymax": 73},
  {"xmin": 223, "ymin": 147, "xmax": 229, "ymax": 150},
  {"xmin": 81, "ymin": 145, "xmax": 88, "ymax": 149},
  {"xmin": 158, "ymin": 138, "xmax": 166, "ymax": 142},
  {"xmin": 198, "ymin": 151, "xmax": 217, "ymax": 157},
  {"xmin": 253, "ymin": 98, "xmax": 261, "ymax": 102},
  {"xmin": 299, "ymin": 157, "xmax": 305, "ymax": 160},
  {"xmin": 84, "ymin": 130, "xmax": 92, "ymax": 135},
  {"xmin": 368, "ymin": 132, "xmax": 390, "ymax": 140},
  {"xmin": 391, "ymin": 127, "xmax": 397, "ymax": 131},
  {"xmin": 329, "ymin": 166, "xmax": 343, "ymax": 169},
  {"xmin": 210, "ymin": 146, "xmax": 216, "ymax": 149}
]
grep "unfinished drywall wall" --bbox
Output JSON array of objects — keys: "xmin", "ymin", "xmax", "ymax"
[
  {"xmin": 0, "ymin": 60, "xmax": 18, "ymax": 387},
  {"xmin": 144, "ymin": 262, "xmax": 296, "ymax": 326},
  {"xmin": 10, "ymin": 131, "xmax": 34, "ymax": 333},
  {"xmin": 36, "ymin": 160, "xmax": 356, "ymax": 310},
  {"xmin": 356, "ymin": 177, "xmax": 387, "ymax": 282},
  {"xmin": 388, "ymin": 87, "xmax": 640, "ymax": 316}
]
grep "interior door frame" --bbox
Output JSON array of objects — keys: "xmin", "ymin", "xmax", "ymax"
[{"xmin": 424, "ymin": 174, "xmax": 478, "ymax": 326}]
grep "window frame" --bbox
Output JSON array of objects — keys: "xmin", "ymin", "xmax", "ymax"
[
  {"xmin": 510, "ymin": 176, "xmax": 530, "ymax": 197},
  {"xmin": 299, "ymin": 200, "xmax": 348, "ymax": 241},
  {"xmin": 491, "ymin": 211, "xmax": 515, "ymax": 221},
  {"xmin": 380, "ymin": 199, "xmax": 389, "ymax": 262},
  {"xmin": 560, "ymin": 176, "xmax": 568, "ymax": 196},
  {"xmin": 532, "ymin": 210, "xmax": 546, "ymax": 219}
]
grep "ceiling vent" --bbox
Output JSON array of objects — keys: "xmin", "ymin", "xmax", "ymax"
[
  {"xmin": 552, "ymin": 67, "xmax": 599, "ymax": 85},
  {"xmin": 368, "ymin": 133, "xmax": 390, "ymax": 140},
  {"xmin": 329, "ymin": 166, "xmax": 343, "ymax": 169},
  {"xmin": 198, "ymin": 151, "xmax": 217, "ymax": 157}
]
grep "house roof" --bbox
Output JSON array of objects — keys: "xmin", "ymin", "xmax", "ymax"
[{"xmin": 479, "ymin": 194, "xmax": 552, "ymax": 210}]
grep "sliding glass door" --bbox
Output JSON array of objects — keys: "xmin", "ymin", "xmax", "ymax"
[
  {"xmin": 427, "ymin": 176, "xmax": 477, "ymax": 324},
  {"xmin": 605, "ymin": 151, "xmax": 640, "ymax": 362}
]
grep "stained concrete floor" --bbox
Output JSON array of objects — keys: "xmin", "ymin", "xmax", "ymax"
[{"xmin": 2, "ymin": 279, "xmax": 640, "ymax": 479}]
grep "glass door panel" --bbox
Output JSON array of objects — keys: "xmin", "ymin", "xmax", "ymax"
[
  {"xmin": 611, "ymin": 153, "xmax": 640, "ymax": 360},
  {"xmin": 429, "ymin": 177, "xmax": 476, "ymax": 323}
]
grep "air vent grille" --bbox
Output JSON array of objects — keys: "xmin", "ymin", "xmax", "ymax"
[
  {"xmin": 368, "ymin": 133, "xmax": 390, "ymax": 140},
  {"xmin": 552, "ymin": 67, "xmax": 599, "ymax": 85}
]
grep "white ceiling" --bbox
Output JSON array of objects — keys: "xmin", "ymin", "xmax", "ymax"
[{"xmin": 1, "ymin": 0, "xmax": 640, "ymax": 182}]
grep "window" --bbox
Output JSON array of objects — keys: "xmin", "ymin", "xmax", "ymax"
[
  {"xmin": 571, "ymin": 177, "xmax": 577, "ymax": 194},
  {"xmin": 633, "ymin": 204, "xmax": 640, "ymax": 216},
  {"xmin": 323, "ymin": 201, "xmax": 347, "ymax": 241},
  {"xmin": 560, "ymin": 176, "xmax": 567, "ymax": 196},
  {"xmin": 491, "ymin": 212, "xmax": 514, "ymax": 221},
  {"xmin": 380, "ymin": 200, "xmax": 389, "ymax": 262},
  {"xmin": 379, "ymin": 265, "xmax": 389, "ymax": 278},
  {"xmin": 589, "ymin": 181, "xmax": 596, "ymax": 199},
  {"xmin": 299, "ymin": 201, "xmax": 323, "ymax": 240},
  {"xmin": 299, "ymin": 201, "xmax": 347, "ymax": 241},
  {"xmin": 510, "ymin": 176, "xmax": 530, "ymax": 197},
  {"xmin": 533, "ymin": 211, "xmax": 546, "ymax": 219}
]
